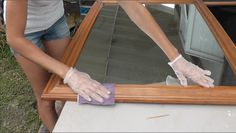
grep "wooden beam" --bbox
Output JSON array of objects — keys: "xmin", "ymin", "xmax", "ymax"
[
  {"xmin": 204, "ymin": 1, "xmax": 236, "ymax": 6},
  {"xmin": 102, "ymin": 0, "xmax": 236, "ymax": 5},
  {"xmin": 101, "ymin": 0, "xmax": 193, "ymax": 4},
  {"xmin": 42, "ymin": 84, "xmax": 236, "ymax": 105}
]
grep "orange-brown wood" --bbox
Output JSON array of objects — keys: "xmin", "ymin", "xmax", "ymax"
[
  {"xmin": 194, "ymin": 0, "xmax": 236, "ymax": 75},
  {"xmin": 204, "ymin": 1, "xmax": 236, "ymax": 6},
  {"xmin": 42, "ymin": 84, "xmax": 236, "ymax": 105},
  {"xmin": 42, "ymin": 0, "xmax": 236, "ymax": 105},
  {"xmin": 101, "ymin": 0, "xmax": 236, "ymax": 5},
  {"xmin": 102, "ymin": 0, "xmax": 193, "ymax": 4}
]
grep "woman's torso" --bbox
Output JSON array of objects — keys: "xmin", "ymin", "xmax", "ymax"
[{"xmin": 4, "ymin": 0, "xmax": 64, "ymax": 34}]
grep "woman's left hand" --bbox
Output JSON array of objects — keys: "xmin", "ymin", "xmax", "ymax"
[{"xmin": 168, "ymin": 55, "xmax": 214, "ymax": 88}]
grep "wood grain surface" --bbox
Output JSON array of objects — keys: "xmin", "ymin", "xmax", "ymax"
[{"xmin": 42, "ymin": 84, "xmax": 236, "ymax": 105}]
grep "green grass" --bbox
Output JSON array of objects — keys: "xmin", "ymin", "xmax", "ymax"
[{"xmin": 0, "ymin": 32, "xmax": 41, "ymax": 133}]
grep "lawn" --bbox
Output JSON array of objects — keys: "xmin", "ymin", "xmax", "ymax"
[{"xmin": 0, "ymin": 32, "xmax": 41, "ymax": 133}]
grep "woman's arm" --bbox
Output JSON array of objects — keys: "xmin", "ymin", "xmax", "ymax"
[
  {"xmin": 5, "ymin": 0, "xmax": 110, "ymax": 102},
  {"xmin": 118, "ymin": 1, "xmax": 214, "ymax": 87},
  {"xmin": 118, "ymin": 0, "xmax": 179, "ymax": 61},
  {"xmin": 5, "ymin": 0, "xmax": 69, "ymax": 78}
]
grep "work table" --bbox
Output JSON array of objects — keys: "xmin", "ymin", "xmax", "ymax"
[{"xmin": 53, "ymin": 102, "xmax": 236, "ymax": 132}]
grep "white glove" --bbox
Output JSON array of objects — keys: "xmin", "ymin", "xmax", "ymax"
[
  {"xmin": 63, "ymin": 68, "xmax": 110, "ymax": 103},
  {"xmin": 168, "ymin": 55, "xmax": 214, "ymax": 88}
]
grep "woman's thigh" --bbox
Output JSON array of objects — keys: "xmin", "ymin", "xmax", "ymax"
[
  {"xmin": 43, "ymin": 15, "xmax": 71, "ymax": 60},
  {"xmin": 15, "ymin": 54, "xmax": 51, "ymax": 100},
  {"xmin": 13, "ymin": 31, "xmax": 49, "ymax": 100},
  {"xmin": 44, "ymin": 37, "xmax": 70, "ymax": 60},
  {"xmin": 13, "ymin": 15, "xmax": 70, "ymax": 98}
]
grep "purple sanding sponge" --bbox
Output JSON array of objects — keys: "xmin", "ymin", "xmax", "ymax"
[{"xmin": 78, "ymin": 83, "xmax": 115, "ymax": 106}]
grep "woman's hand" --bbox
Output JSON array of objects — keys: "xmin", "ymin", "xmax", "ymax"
[
  {"xmin": 168, "ymin": 55, "xmax": 214, "ymax": 88},
  {"xmin": 63, "ymin": 68, "xmax": 110, "ymax": 103}
]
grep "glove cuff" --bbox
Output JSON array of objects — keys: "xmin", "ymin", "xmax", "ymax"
[
  {"xmin": 168, "ymin": 54, "xmax": 182, "ymax": 66},
  {"xmin": 63, "ymin": 67, "xmax": 74, "ymax": 84}
]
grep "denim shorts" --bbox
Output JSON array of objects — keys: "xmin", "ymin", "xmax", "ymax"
[{"xmin": 11, "ymin": 15, "xmax": 70, "ymax": 54}]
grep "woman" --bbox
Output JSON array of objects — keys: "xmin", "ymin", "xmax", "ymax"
[
  {"xmin": 5, "ymin": 0, "xmax": 110, "ymax": 131},
  {"xmin": 5, "ymin": 0, "xmax": 214, "ymax": 131}
]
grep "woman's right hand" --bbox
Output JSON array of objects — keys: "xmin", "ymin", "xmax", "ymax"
[{"xmin": 63, "ymin": 68, "xmax": 110, "ymax": 103}]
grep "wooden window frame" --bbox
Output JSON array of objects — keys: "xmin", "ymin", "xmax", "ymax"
[{"xmin": 42, "ymin": 0, "xmax": 236, "ymax": 105}]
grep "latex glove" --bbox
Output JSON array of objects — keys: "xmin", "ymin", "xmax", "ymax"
[
  {"xmin": 168, "ymin": 55, "xmax": 214, "ymax": 88},
  {"xmin": 63, "ymin": 68, "xmax": 110, "ymax": 103}
]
